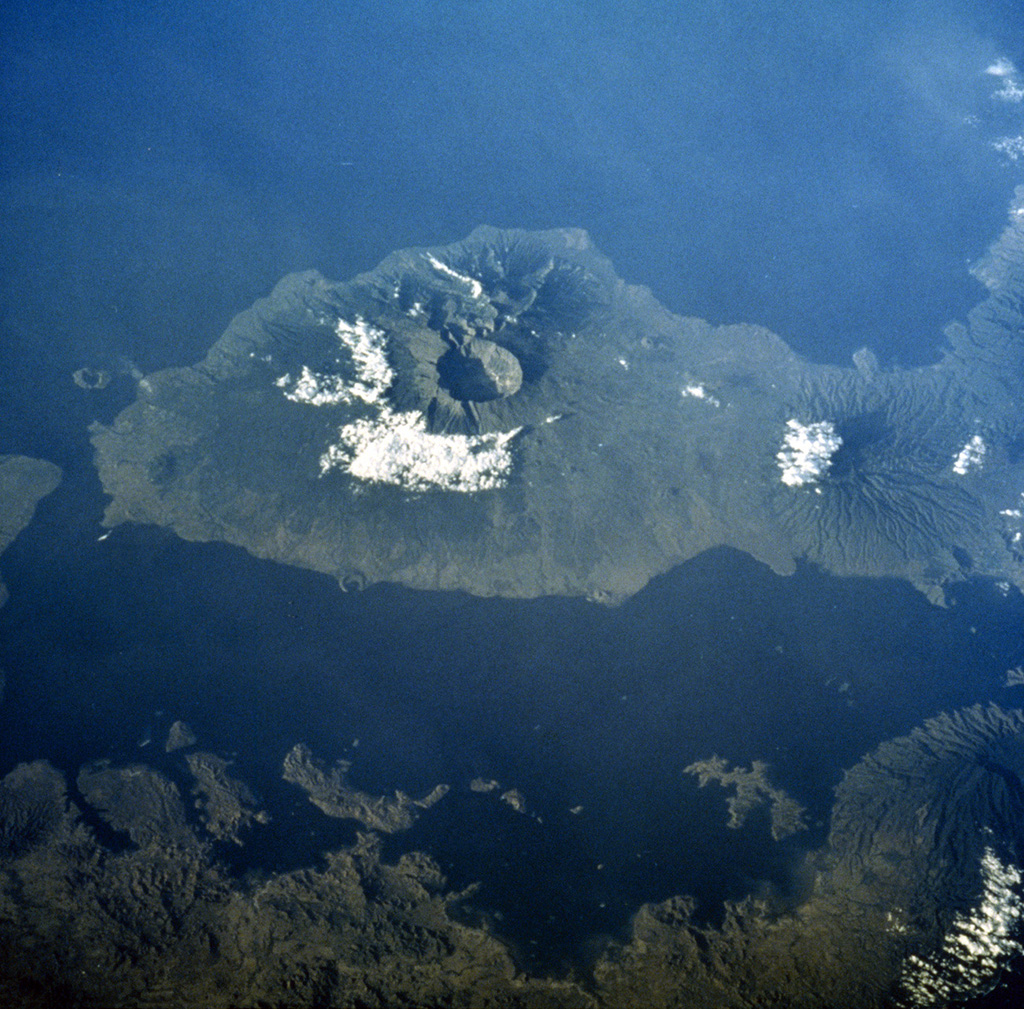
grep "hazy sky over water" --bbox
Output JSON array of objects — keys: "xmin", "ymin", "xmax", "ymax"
[{"xmin": 3, "ymin": 0, "xmax": 1023, "ymax": 379}]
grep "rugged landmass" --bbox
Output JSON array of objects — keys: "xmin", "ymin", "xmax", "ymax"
[
  {"xmin": 282, "ymin": 742, "xmax": 449, "ymax": 833},
  {"xmin": 91, "ymin": 189, "xmax": 1024, "ymax": 606},
  {"xmin": 684, "ymin": 757, "xmax": 808, "ymax": 841},
  {"xmin": 0, "ymin": 455, "xmax": 61, "ymax": 610},
  {"xmin": 1, "ymin": 705, "xmax": 1022, "ymax": 1007}
]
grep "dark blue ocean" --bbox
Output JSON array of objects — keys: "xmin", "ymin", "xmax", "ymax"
[{"xmin": 2, "ymin": 0, "xmax": 1024, "ymax": 997}]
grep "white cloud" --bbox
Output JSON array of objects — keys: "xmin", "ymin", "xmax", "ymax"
[
  {"xmin": 899, "ymin": 848, "xmax": 1022, "ymax": 1006},
  {"xmin": 334, "ymin": 317, "xmax": 395, "ymax": 404},
  {"xmin": 321, "ymin": 408, "xmax": 520, "ymax": 492},
  {"xmin": 985, "ymin": 57, "xmax": 1016, "ymax": 78},
  {"xmin": 681, "ymin": 383, "xmax": 721, "ymax": 407},
  {"xmin": 986, "ymin": 57, "xmax": 1024, "ymax": 101},
  {"xmin": 776, "ymin": 419, "xmax": 842, "ymax": 487},
  {"xmin": 278, "ymin": 315, "xmax": 519, "ymax": 493},
  {"xmin": 953, "ymin": 435, "xmax": 986, "ymax": 475},
  {"xmin": 276, "ymin": 317, "xmax": 394, "ymax": 407},
  {"xmin": 992, "ymin": 135, "xmax": 1024, "ymax": 160},
  {"xmin": 425, "ymin": 254, "xmax": 484, "ymax": 299},
  {"xmin": 276, "ymin": 366, "xmax": 352, "ymax": 406},
  {"xmin": 995, "ymin": 80, "xmax": 1024, "ymax": 102}
]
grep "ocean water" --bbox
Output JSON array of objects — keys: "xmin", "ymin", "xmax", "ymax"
[
  {"xmin": 2, "ymin": 468, "xmax": 1021, "ymax": 974},
  {"xmin": 2, "ymin": 0, "xmax": 1022, "ymax": 384},
  {"xmin": 3, "ymin": 0, "xmax": 1024, "ymax": 998}
]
